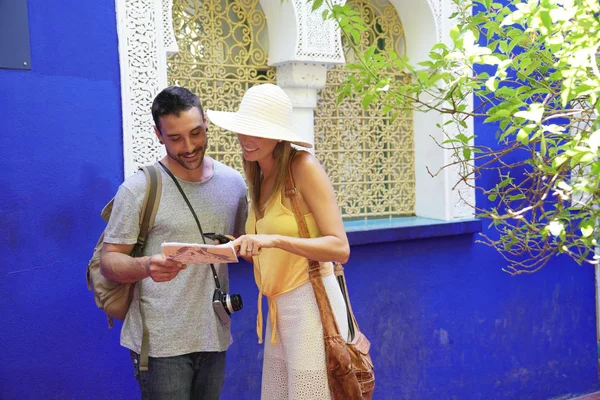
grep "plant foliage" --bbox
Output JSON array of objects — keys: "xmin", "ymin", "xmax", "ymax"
[{"xmin": 311, "ymin": 0, "xmax": 600, "ymax": 274}]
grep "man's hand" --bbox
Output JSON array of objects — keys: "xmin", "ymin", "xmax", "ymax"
[{"xmin": 146, "ymin": 254, "xmax": 186, "ymax": 282}]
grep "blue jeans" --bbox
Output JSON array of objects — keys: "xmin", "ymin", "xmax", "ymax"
[{"xmin": 130, "ymin": 350, "xmax": 226, "ymax": 400}]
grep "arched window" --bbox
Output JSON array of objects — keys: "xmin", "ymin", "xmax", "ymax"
[
  {"xmin": 314, "ymin": 0, "xmax": 414, "ymax": 219},
  {"xmin": 168, "ymin": 0, "xmax": 275, "ymax": 172}
]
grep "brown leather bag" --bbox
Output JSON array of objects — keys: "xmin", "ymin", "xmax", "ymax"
[{"xmin": 284, "ymin": 171, "xmax": 375, "ymax": 400}]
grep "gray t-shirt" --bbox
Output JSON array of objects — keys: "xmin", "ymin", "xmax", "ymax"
[{"xmin": 104, "ymin": 158, "xmax": 248, "ymax": 357}]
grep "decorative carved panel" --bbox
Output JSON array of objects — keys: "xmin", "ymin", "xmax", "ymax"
[
  {"xmin": 426, "ymin": 0, "xmax": 443, "ymax": 42},
  {"xmin": 293, "ymin": 0, "xmax": 345, "ymax": 63},
  {"xmin": 117, "ymin": 0, "xmax": 166, "ymax": 177}
]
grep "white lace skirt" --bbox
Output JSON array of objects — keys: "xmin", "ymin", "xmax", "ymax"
[{"xmin": 261, "ymin": 274, "xmax": 349, "ymax": 400}]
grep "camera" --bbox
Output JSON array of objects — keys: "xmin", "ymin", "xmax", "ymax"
[
  {"xmin": 212, "ymin": 288, "xmax": 243, "ymax": 324},
  {"xmin": 203, "ymin": 232, "xmax": 232, "ymax": 244}
]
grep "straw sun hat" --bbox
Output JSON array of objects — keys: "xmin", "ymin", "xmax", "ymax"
[{"xmin": 206, "ymin": 83, "xmax": 312, "ymax": 148}]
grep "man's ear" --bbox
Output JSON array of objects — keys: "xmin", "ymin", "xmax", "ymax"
[{"xmin": 153, "ymin": 126, "xmax": 164, "ymax": 144}]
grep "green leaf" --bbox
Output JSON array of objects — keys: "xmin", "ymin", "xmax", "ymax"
[
  {"xmin": 351, "ymin": 29, "xmax": 360, "ymax": 45},
  {"xmin": 581, "ymin": 221, "xmax": 594, "ymax": 238},
  {"xmin": 540, "ymin": 10, "xmax": 552, "ymax": 31},
  {"xmin": 540, "ymin": 134, "xmax": 547, "ymax": 157},
  {"xmin": 485, "ymin": 76, "xmax": 498, "ymax": 92},
  {"xmin": 450, "ymin": 26, "xmax": 460, "ymax": 43},
  {"xmin": 494, "ymin": 109, "xmax": 511, "ymax": 119},
  {"xmin": 312, "ymin": 0, "xmax": 323, "ymax": 11},
  {"xmin": 456, "ymin": 133, "xmax": 469, "ymax": 144},
  {"xmin": 579, "ymin": 153, "xmax": 596, "ymax": 164},
  {"xmin": 362, "ymin": 93, "xmax": 376, "ymax": 109},
  {"xmin": 508, "ymin": 194, "xmax": 526, "ymax": 201},
  {"xmin": 463, "ymin": 147, "xmax": 472, "ymax": 161},
  {"xmin": 442, "ymin": 139, "xmax": 461, "ymax": 145},
  {"xmin": 588, "ymin": 129, "xmax": 600, "ymax": 152},
  {"xmin": 516, "ymin": 129, "xmax": 529, "ymax": 145},
  {"xmin": 519, "ymin": 57, "xmax": 532, "ymax": 71},
  {"xmin": 431, "ymin": 43, "xmax": 448, "ymax": 52},
  {"xmin": 553, "ymin": 154, "xmax": 568, "ymax": 168},
  {"xmin": 382, "ymin": 104, "xmax": 393, "ymax": 114}
]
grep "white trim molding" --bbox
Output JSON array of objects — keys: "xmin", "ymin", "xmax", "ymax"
[{"xmin": 115, "ymin": 0, "xmax": 171, "ymax": 177}]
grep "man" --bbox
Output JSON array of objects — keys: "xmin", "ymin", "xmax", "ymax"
[{"xmin": 100, "ymin": 86, "xmax": 248, "ymax": 399}]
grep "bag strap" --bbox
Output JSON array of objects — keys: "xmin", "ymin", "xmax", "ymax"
[
  {"xmin": 137, "ymin": 164, "xmax": 162, "ymax": 372},
  {"xmin": 137, "ymin": 165, "xmax": 162, "ymax": 250},
  {"xmin": 334, "ymin": 263, "xmax": 358, "ymax": 341},
  {"xmin": 157, "ymin": 161, "xmax": 223, "ymax": 290},
  {"xmin": 284, "ymin": 169, "xmax": 359, "ymax": 339}
]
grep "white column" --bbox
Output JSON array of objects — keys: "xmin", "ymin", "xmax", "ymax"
[{"xmin": 276, "ymin": 62, "xmax": 330, "ymax": 151}]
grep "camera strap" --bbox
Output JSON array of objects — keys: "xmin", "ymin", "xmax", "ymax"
[{"xmin": 158, "ymin": 161, "xmax": 222, "ymax": 290}]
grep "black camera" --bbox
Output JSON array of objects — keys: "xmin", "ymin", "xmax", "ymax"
[
  {"xmin": 212, "ymin": 288, "xmax": 243, "ymax": 324},
  {"xmin": 203, "ymin": 232, "xmax": 232, "ymax": 244}
]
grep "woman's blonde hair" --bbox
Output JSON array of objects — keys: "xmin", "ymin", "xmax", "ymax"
[{"xmin": 243, "ymin": 141, "xmax": 298, "ymax": 216}]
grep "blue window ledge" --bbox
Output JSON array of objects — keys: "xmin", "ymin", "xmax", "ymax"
[{"xmin": 344, "ymin": 217, "xmax": 482, "ymax": 246}]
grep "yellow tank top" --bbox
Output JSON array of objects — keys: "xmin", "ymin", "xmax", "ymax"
[{"xmin": 246, "ymin": 189, "xmax": 333, "ymax": 344}]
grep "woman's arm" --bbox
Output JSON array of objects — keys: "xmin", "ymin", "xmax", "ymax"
[{"xmin": 234, "ymin": 152, "xmax": 350, "ymax": 263}]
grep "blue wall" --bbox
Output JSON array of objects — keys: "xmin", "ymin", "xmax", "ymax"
[{"xmin": 1, "ymin": 1, "xmax": 599, "ymax": 399}]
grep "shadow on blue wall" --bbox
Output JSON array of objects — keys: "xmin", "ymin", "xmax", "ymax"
[{"xmin": 0, "ymin": 0, "xmax": 599, "ymax": 399}]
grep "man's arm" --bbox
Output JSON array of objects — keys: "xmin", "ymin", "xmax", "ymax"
[
  {"xmin": 100, "ymin": 243, "xmax": 149, "ymax": 283},
  {"xmin": 100, "ymin": 243, "xmax": 186, "ymax": 283}
]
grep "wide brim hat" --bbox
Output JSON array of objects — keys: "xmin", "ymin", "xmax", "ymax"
[{"xmin": 206, "ymin": 83, "xmax": 313, "ymax": 148}]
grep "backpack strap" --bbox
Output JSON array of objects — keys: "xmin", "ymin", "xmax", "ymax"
[
  {"xmin": 138, "ymin": 165, "xmax": 162, "ymax": 250},
  {"xmin": 136, "ymin": 164, "xmax": 162, "ymax": 372}
]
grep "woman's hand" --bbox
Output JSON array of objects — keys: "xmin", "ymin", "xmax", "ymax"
[{"xmin": 233, "ymin": 234, "xmax": 278, "ymax": 259}]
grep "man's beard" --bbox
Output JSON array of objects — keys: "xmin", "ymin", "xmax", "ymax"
[{"xmin": 169, "ymin": 137, "xmax": 208, "ymax": 171}]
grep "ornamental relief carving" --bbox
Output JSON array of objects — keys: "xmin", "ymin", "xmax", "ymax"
[
  {"xmin": 426, "ymin": 0, "xmax": 443, "ymax": 42},
  {"xmin": 162, "ymin": 0, "xmax": 179, "ymax": 54},
  {"xmin": 117, "ymin": 0, "xmax": 165, "ymax": 177},
  {"xmin": 293, "ymin": 0, "xmax": 344, "ymax": 63}
]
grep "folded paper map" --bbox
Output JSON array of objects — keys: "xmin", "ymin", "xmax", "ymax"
[{"xmin": 161, "ymin": 242, "xmax": 238, "ymax": 264}]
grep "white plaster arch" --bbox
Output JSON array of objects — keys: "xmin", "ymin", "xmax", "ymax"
[
  {"xmin": 389, "ymin": 0, "xmax": 439, "ymax": 65},
  {"xmin": 259, "ymin": 0, "xmax": 345, "ymax": 66}
]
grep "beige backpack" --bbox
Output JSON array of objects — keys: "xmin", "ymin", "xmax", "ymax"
[{"xmin": 86, "ymin": 164, "xmax": 162, "ymax": 327}]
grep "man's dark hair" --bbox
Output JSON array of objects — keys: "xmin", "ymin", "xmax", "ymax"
[{"xmin": 151, "ymin": 86, "xmax": 204, "ymax": 131}]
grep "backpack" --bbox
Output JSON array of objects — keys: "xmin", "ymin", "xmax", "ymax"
[{"xmin": 86, "ymin": 164, "xmax": 162, "ymax": 328}]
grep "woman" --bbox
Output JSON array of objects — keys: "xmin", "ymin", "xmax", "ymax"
[{"xmin": 207, "ymin": 83, "xmax": 350, "ymax": 400}]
